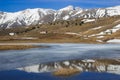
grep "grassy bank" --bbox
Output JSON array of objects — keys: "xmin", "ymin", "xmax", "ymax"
[{"xmin": 0, "ymin": 45, "xmax": 40, "ymax": 50}]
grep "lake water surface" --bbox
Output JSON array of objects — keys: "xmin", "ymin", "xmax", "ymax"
[{"xmin": 0, "ymin": 43, "xmax": 120, "ymax": 80}]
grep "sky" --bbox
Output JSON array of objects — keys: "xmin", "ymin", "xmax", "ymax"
[{"xmin": 0, "ymin": 0, "xmax": 120, "ymax": 12}]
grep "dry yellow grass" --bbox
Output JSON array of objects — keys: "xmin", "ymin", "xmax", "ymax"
[
  {"xmin": 0, "ymin": 33, "xmax": 100, "ymax": 43},
  {"xmin": 0, "ymin": 45, "xmax": 39, "ymax": 50},
  {"xmin": 97, "ymin": 59, "xmax": 120, "ymax": 65},
  {"xmin": 53, "ymin": 68, "xmax": 80, "ymax": 77}
]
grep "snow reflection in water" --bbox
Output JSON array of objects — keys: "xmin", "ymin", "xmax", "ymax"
[
  {"xmin": 0, "ymin": 43, "xmax": 120, "ymax": 70},
  {"xmin": 18, "ymin": 59, "xmax": 120, "ymax": 75},
  {"xmin": 0, "ymin": 59, "xmax": 119, "ymax": 80}
]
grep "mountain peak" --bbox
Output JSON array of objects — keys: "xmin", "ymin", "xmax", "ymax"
[
  {"xmin": 107, "ymin": 5, "xmax": 120, "ymax": 10},
  {"xmin": 75, "ymin": 7, "xmax": 82, "ymax": 10},
  {"xmin": 59, "ymin": 5, "xmax": 74, "ymax": 11},
  {"xmin": 0, "ymin": 5, "xmax": 120, "ymax": 28}
]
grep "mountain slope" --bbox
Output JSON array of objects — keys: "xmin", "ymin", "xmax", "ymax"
[
  {"xmin": 0, "ymin": 15, "xmax": 120, "ymax": 43},
  {"xmin": 0, "ymin": 5, "xmax": 120, "ymax": 28},
  {"xmin": 0, "ymin": 8, "xmax": 55, "ymax": 28}
]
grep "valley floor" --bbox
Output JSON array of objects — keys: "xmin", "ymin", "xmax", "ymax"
[{"xmin": 0, "ymin": 34, "xmax": 103, "ymax": 44}]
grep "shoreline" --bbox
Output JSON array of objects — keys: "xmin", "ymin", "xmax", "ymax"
[
  {"xmin": 0, "ymin": 40, "xmax": 104, "ymax": 44},
  {"xmin": 0, "ymin": 45, "xmax": 49, "ymax": 50},
  {"xmin": 0, "ymin": 42, "xmax": 118, "ymax": 50},
  {"xmin": 0, "ymin": 45, "xmax": 38, "ymax": 50}
]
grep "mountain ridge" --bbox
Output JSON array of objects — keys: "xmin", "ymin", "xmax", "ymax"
[{"xmin": 0, "ymin": 5, "xmax": 120, "ymax": 28}]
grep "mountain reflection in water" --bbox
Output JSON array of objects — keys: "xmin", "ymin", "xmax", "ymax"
[
  {"xmin": 18, "ymin": 59, "xmax": 120, "ymax": 75},
  {"xmin": 0, "ymin": 59, "xmax": 119, "ymax": 80},
  {"xmin": 0, "ymin": 43, "xmax": 120, "ymax": 71},
  {"xmin": 0, "ymin": 43, "xmax": 120, "ymax": 80}
]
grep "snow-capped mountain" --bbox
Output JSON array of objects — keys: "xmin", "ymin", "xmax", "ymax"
[
  {"xmin": 0, "ymin": 5, "xmax": 120, "ymax": 28},
  {"xmin": 0, "ymin": 8, "xmax": 55, "ymax": 28},
  {"xmin": 18, "ymin": 59, "xmax": 120, "ymax": 75}
]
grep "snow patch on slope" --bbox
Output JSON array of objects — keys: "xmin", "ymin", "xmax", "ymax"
[
  {"xmin": 98, "ymin": 24, "xmax": 120, "ymax": 35},
  {"xmin": 107, "ymin": 39, "xmax": 120, "ymax": 43},
  {"xmin": 82, "ymin": 19, "xmax": 95, "ymax": 23}
]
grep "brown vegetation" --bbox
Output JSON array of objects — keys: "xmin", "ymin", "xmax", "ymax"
[
  {"xmin": 0, "ymin": 45, "xmax": 39, "ymax": 50},
  {"xmin": 53, "ymin": 68, "xmax": 80, "ymax": 77}
]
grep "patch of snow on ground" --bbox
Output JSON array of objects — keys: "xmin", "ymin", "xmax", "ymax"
[
  {"xmin": 20, "ymin": 37, "xmax": 38, "ymax": 40},
  {"xmin": 65, "ymin": 32, "xmax": 80, "ymax": 36},
  {"xmin": 96, "ymin": 40, "xmax": 103, "ymax": 42},
  {"xmin": 82, "ymin": 19, "xmax": 95, "ymax": 23},
  {"xmin": 114, "ymin": 24, "xmax": 120, "ymax": 29},
  {"xmin": 97, "ymin": 24, "xmax": 120, "ymax": 35},
  {"xmin": 91, "ymin": 26, "xmax": 103, "ymax": 30},
  {"xmin": 86, "ymin": 24, "xmax": 120, "ymax": 38},
  {"xmin": 107, "ymin": 39, "xmax": 120, "ymax": 43},
  {"xmin": 88, "ymin": 34, "xmax": 96, "ymax": 37},
  {"xmin": 97, "ymin": 36, "xmax": 104, "ymax": 38}
]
